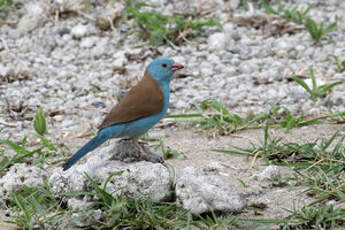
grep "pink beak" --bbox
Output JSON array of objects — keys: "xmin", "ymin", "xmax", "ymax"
[{"xmin": 171, "ymin": 62, "xmax": 184, "ymax": 71}]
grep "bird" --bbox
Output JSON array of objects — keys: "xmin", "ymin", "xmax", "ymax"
[{"xmin": 62, "ymin": 57, "xmax": 184, "ymax": 171}]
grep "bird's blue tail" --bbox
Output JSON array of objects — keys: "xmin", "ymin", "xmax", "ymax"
[{"xmin": 62, "ymin": 126, "xmax": 120, "ymax": 171}]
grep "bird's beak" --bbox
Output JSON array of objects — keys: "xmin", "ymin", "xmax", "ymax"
[{"xmin": 171, "ymin": 62, "xmax": 184, "ymax": 71}]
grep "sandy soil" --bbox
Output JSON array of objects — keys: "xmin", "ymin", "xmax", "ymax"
[{"xmin": 160, "ymin": 122, "xmax": 344, "ymax": 228}]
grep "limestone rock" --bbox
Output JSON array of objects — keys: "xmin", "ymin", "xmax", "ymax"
[
  {"xmin": 0, "ymin": 163, "xmax": 48, "ymax": 199},
  {"xmin": 49, "ymin": 141, "xmax": 171, "ymax": 202},
  {"xmin": 176, "ymin": 167, "xmax": 245, "ymax": 214}
]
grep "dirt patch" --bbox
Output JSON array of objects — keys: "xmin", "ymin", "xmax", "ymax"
[{"xmin": 157, "ymin": 123, "xmax": 343, "ymax": 225}]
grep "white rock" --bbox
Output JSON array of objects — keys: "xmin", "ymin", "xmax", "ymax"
[
  {"xmin": 200, "ymin": 66, "xmax": 214, "ymax": 76},
  {"xmin": 67, "ymin": 198, "xmax": 93, "ymax": 211},
  {"xmin": 71, "ymin": 209, "xmax": 102, "ymax": 227},
  {"xmin": 176, "ymin": 167, "xmax": 245, "ymax": 214},
  {"xmin": 304, "ymin": 78, "xmax": 325, "ymax": 89},
  {"xmin": 207, "ymin": 53, "xmax": 220, "ymax": 64},
  {"xmin": 92, "ymin": 161, "xmax": 172, "ymax": 202},
  {"xmin": 238, "ymin": 60, "xmax": 259, "ymax": 74},
  {"xmin": 0, "ymin": 64, "xmax": 9, "ymax": 76},
  {"xmin": 175, "ymin": 100, "xmax": 188, "ymax": 109},
  {"xmin": 71, "ymin": 24, "xmax": 88, "ymax": 38},
  {"xmin": 91, "ymin": 44, "xmax": 108, "ymax": 58},
  {"xmin": 49, "ymin": 140, "xmax": 171, "ymax": 202},
  {"xmin": 253, "ymin": 165, "xmax": 281, "ymax": 181},
  {"xmin": 276, "ymin": 39, "xmax": 292, "ymax": 51},
  {"xmin": 204, "ymin": 161, "xmax": 225, "ymax": 172},
  {"xmin": 16, "ymin": 3, "xmax": 45, "ymax": 35},
  {"xmin": 80, "ymin": 36, "xmax": 98, "ymax": 48},
  {"xmin": 0, "ymin": 163, "xmax": 48, "ymax": 199},
  {"xmin": 229, "ymin": 0, "xmax": 240, "ymax": 9},
  {"xmin": 208, "ymin": 32, "xmax": 227, "ymax": 51}
]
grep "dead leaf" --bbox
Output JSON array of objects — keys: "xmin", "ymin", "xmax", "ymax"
[
  {"xmin": 125, "ymin": 48, "xmax": 161, "ymax": 62},
  {"xmin": 0, "ymin": 70, "xmax": 31, "ymax": 85},
  {"xmin": 253, "ymin": 75, "xmax": 274, "ymax": 85},
  {"xmin": 232, "ymin": 14, "xmax": 303, "ymax": 36},
  {"xmin": 247, "ymin": 200, "xmax": 268, "ymax": 209},
  {"xmin": 112, "ymin": 66, "xmax": 127, "ymax": 74}
]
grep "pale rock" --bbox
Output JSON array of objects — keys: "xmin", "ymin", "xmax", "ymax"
[
  {"xmin": 16, "ymin": 3, "xmax": 45, "ymax": 35},
  {"xmin": 208, "ymin": 33, "xmax": 227, "ymax": 51},
  {"xmin": 0, "ymin": 164, "xmax": 48, "ymax": 199},
  {"xmin": 238, "ymin": 60, "xmax": 259, "ymax": 74},
  {"xmin": 71, "ymin": 209, "xmax": 102, "ymax": 227},
  {"xmin": 229, "ymin": 0, "xmax": 240, "ymax": 9},
  {"xmin": 224, "ymin": 23, "xmax": 235, "ymax": 38},
  {"xmin": 71, "ymin": 24, "xmax": 89, "ymax": 38},
  {"xmin": 304, "ymin": 78, "xmax": 325, "ymax": 89},
  {"xmin": 200, "ymin": 66, "xmax": 214, "ymax": 76},
  {"xmin": 253, "ymin": 165, "xmax": 281, "ymax": 181},
  {"xmin": 207, "ymin": 53, "xmax": 220, "ymax": 64},
  {"xmin": 49, "ymin": 140, "xmax": 171, "ymax": 202},
  {"xmin": 176, "ymin": 167, "xmax": 245, "ymax": 214},
  {"xmin": 204, "ymin": 161, "xmax": 225, "ymax": 172},
  {"xmin": 175, "ymin": 100, "xmax": 188, "ymax": 109},
  {"xmin": 80, "ymin": 36, "xmax": 98, "ymax": 48}
]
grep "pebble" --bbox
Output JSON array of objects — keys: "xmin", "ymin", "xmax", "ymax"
[
  {"xmin": 71, "ymin": 24, "xmax": 88, "ymax": 38},
  {"xmin": 238, "ymin": 60, "xmax": 259, "ymax": 74},
  {"xmin": 16, "ymin": 3, "xmax": 45, "ymax": 35},
  {"xmin": 0, "ymin": 0, "xmax": 344, "ymax": 148},
  {"xmin": 80, "ymin": 36, "xmax": 98, "ymax": 48},
  {"xmin": 207, "ymin": 32, "xmax": 227, "ymax": 51},
  {"xmin": 253, "ymin": 165, "xmax": 281, "ymax": 181}
]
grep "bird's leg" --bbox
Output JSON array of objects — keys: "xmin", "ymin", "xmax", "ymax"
[{"xmin": 131, "ymin": 137, "xmax": 149, "ymax": 161}]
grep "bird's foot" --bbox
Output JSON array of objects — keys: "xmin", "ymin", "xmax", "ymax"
[
  {"xmin": 131, "ymin": 138, "xmax": 163, "ymax": 163},
  {"xmin": 132, "ymin": 138, "xmax": 148, "ymax": 158},
  {"xmin": 138, "ymin": 153, "xmax": 150, "ymax": 161}
]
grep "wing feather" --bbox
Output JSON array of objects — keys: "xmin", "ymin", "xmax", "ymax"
[{"xmin": 98, "ymin": 71, "xmax": 164, "ymax": 130}]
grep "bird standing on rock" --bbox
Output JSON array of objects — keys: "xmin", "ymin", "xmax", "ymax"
[{"xmin": 63, "ymin": 58, "xmax": 184, "ymax": 171}]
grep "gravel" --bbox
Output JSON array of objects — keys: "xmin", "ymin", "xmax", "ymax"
[{"xmin": 0, "ymin": 0, "xmax": 345, "ymax": 220}]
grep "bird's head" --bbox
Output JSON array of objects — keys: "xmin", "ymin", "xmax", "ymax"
[{"xmin": 147, "ymin": 57, "xmax": 184, "ymax": 84}]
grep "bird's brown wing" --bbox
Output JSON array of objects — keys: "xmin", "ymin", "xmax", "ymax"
[{"xmin": 98, "ymin": 71, "xmax": 164, "ymax": 130}]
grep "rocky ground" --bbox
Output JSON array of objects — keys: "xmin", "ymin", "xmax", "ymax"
[{"xmin": 0, "ymin": 0, "xmax": 345, "ymax": 229}]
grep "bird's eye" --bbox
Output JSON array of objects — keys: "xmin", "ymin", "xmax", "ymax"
[{"xmin": 162, "ymin": 63, "xmax": 167, "ymax": 68}]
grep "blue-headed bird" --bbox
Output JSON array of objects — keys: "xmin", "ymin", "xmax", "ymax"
[{"xmin": 63, "ymin": 58, "xmax": 184, "ymax": 171}]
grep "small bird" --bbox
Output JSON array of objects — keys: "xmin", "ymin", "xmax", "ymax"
[{"xmin": 63, "ymin": 57, "xmax": 184, "ymax": 171}]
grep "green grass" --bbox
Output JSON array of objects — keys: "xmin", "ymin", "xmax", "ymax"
[
  {"xmin": 4, "ymin": 172, "xmax": 238, "ymax": 229},
  {"xmin": 2, "ymin": 107, "xmax": 345, "ymax": 229},
  {"xmin": 282, "ymin": 3, "xmax": 316, "ymax": 25},
  {"xmin": 240, "ymin": 0, "xmax": 249, "ymax": 11},
  {"xmin": 1, "ymin": 78, "xmax": 344, "ymax": 229},
  {"xmin": 214, "ymin": 123, "xmax": 344, "ymax": 169},
  {"xmin": 332, "ymin": 55, "xmax": 345, "ymax": 73},
  {"xmin": 305, "ymin": 17, "xmax": 337, "ymax": 44},
  {"xmin": 245, "ymin": 204, "xmax": 345, "ymax": 229},
  {"xmin": 256, "ymin": 1, "xmax": 337, "ymax": 44},
  {"xmin": 6, "ymin": 180, "xmax": 66, "ymax": 230},
  {"xmin": 259, "ymin": 1, "xmax": 316, "ymax": 25},
  {"xmin": 159, "ymin": 140, "xmax": 186, "ymax": 160},
  {"xmin": 291, "ymin": 68, "xmax": 342, "ymax": 102},
  {"xmin": 0, "ymin": 0, "xmax": 13, "ymax": 14},
  {"xmin": 192, "ymin": 99, "xmax": 268, "ymax": 135},
  {"xmin": 85, "ymin": 172, "xmax": 237, "ymax": 229},
  {"xmin": 0, "ymin": 107, "xmax": 58, "ymax": 175},
  {"xmin": 33, "ymin": 107, "xmax": 47, "ymax": 136},
  {"xmin": 0, "ymin": 138, "xmax": 37, "ymax": 175},
  {"xmin": 216, "ymin": 121, "xmax": 345, "ymax": 229},
  {"xmin": 167, "ymin": 99, "xmax": 342, "ymax": 135},
  {"xmin": 124, "ymin": 0, "xmax": 222, "ymax": 45},
  {"xmin": 284, "ymin": 205, "xmax": 345, "ymax": 229},
  {"xmin": 330, "ymin": 110, "xmax": 345, "ymax": 123}
]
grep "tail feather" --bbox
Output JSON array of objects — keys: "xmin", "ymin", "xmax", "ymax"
[{"xmin": 63, "ymin": 134, "xmax": 108, "ymax": 171}]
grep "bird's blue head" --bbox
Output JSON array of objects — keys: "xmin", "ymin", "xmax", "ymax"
[{"xmin": 147, "ymin": 57, "xmax": 184, "ymax": 85}]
